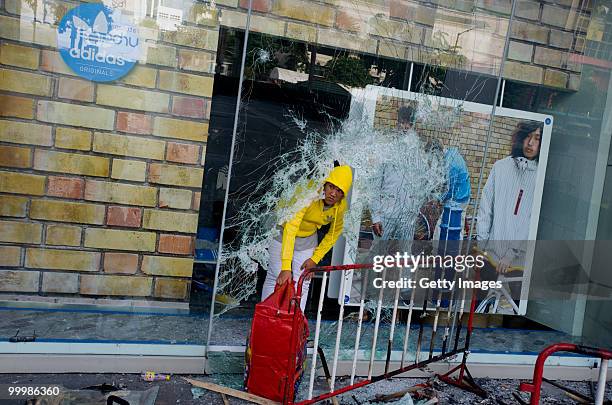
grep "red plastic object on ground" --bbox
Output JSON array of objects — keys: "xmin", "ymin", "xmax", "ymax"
[{"xmin": 245, "ymin": 281, "xmax": 309, "ymax": 402}]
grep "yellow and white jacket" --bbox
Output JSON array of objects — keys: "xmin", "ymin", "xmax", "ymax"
[{"xmin": 280, "ymin": 165, "xmax": 352, "ymax": 271}]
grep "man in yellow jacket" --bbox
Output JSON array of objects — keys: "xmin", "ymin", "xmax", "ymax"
[{"xmin": 261, "ymin": 165, "xmax": 353, "ymax": 311}]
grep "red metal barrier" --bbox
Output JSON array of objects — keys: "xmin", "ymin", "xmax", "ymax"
[
  {"xmin": 518, "ymin": 343, "xmax": 612, "ymax": 404},
  {"xmin": 281, "ymin": 263, "xmax": 481, "ymax": 405}
]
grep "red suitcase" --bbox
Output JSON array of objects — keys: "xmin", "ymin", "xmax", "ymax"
[{"xmin": 245, "ymin": 281, "xmax": 309, "ymax": 403}]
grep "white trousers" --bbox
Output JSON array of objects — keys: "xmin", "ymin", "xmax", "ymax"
[{"xmin": 261, "ymin": 238, "xmax": 314, "ymax": 312}]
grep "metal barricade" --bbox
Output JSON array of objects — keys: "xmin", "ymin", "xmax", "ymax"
[
  {"xmin": 282, "ymin": 263, "xmax": 483, "ymax": 405},
  {"xmin": 518, "ymin": 343, "xmax": 612, "ymax": 405}
]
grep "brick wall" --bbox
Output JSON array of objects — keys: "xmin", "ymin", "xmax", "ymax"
[
  {"xmin": 0, "ymin": 0, "xmax": 218, "ymax": 302},
  {"xmin": 374, "ymin": 94, "xmax": 523, "ymax": 214},
  {"xmin": 213, "ymin": 0, "xmax": 589, "ymax": 90},
  {"xmin": 0, "ymin": 0, "xmax": 588, "ymax": 304}
]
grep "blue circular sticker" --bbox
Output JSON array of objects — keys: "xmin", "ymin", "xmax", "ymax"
[
  {"xmin": 545, "ymin": 117, "xmax": 552, "ymax": 125},
  {"xmin": 57, "ymin": 3, "xmax": 140, "ymax": 82}
]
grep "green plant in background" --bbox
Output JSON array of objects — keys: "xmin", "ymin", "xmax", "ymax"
[
  {"xmin": 245, "ymin": 33, "xmax": 308, "ymax": 81},
  {"xmin": 240, "ymin": 32, "xmax": 376, "ymax": 88},
  {"xmin": 325, "ymin": 55, "xmax": 374, "ymax": 88}
]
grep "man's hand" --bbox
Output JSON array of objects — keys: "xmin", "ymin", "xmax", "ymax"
[
  {"xmin": 496, "ymin": 257, "xmax": 511, "ymax": 274},
  {"xmin": 276, "ymin": 270, "xmax": 292, "ymax": 285},
  {"xmin": 372, "ymin": 222, "xmax": 383, "ymax": 237},
  {"xmin": 301, "ymin": 258, "xmax": 316, "ymax": 280}
]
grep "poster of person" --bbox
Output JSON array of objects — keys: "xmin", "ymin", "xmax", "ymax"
[{"xmin": 336, "ymin": 85, "xmax": 552, "ymax": 315}]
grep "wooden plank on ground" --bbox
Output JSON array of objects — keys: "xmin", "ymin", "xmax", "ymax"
[{"xmin": 182, "ymin": 377, "xmax": 280, "ymax": 405}]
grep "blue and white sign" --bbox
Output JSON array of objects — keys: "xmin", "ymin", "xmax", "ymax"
[{"xmin": 57, "ymin": 4, "xmax": 140, "ymax": 82}]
